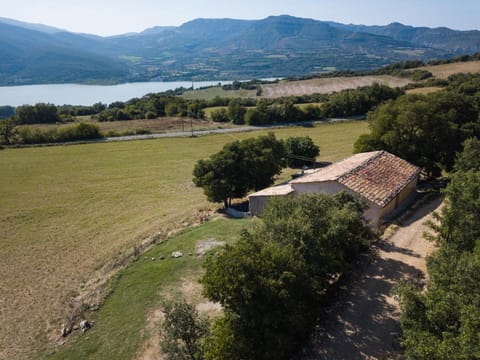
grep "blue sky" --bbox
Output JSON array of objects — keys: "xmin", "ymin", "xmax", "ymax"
[{"xmin": 2, "ymin": 0, "xmax": 479, "ymax": 36}]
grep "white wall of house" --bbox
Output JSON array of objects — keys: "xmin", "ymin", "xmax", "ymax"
[
  {"xmin": 250, "ymin": 175, "xmax": 419, "ymax": 227},
  {"xmin": 249, "ymin": 195, "xmax": 269, "ymax": 216}
]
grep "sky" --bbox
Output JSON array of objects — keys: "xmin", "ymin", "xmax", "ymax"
[{"xmin": 1, "ymin": 0, "xmax": 479, "ymax": 36}]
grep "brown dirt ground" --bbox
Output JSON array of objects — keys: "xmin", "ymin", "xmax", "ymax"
[{"xmin": 299, "ymin": 195, "xmax": 443, "ymax": 360}]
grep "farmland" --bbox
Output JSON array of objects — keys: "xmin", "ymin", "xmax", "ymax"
[
  {"xmin": 0, "ymin": 120, "xmax": 368, "ymax": 359},
  {"xmin": 422, "ymin": 60, "xmax": 480, "ymax": 79},
  {"xmin": 183, "ymin": 75, "xmax": 411, "ymax": 100}
]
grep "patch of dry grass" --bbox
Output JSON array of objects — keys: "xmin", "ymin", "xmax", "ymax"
[
  {"xmin": 261, "ymin": 75, "xmax": 412, "ymax": 98},
  {"xmin": 33, "ymin": 117, "xmax": 235, "ymax": 135},
  {"xmin": 406, "ymin": 87, "xmax": 444, "ymax": 95},
  {"xmin": 0, "ymin": 120, "xmax": 368, "ymax": 359},
  {"xmin": 423, "ymin": 60, "xmax": 480, "ymax": 79}
]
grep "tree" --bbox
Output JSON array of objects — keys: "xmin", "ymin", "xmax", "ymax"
[
  {"xmin": 160, "ymin": 299, "xmax": 208, "ymax": 360},
  {"xmin": 15, "ymin": 103, "xmax": 60, "ymax": 124},
  {"xmin": 354, "ymin": 92, "xmax": 480, "ymax": 177},
  {"xmin": 453, "ymin": 137, "xmax": 480, "ymax": 172},
  {"xmin": 209, "ymin": 108, "xmax": 229, "ymax": 122},
  {"xmin": 284, "ymin": 136, "xmax": 320, "ymax": 168},
  {"xmin": 429, "ymin": 170, "xmax": 480, "ymax": 252},
  {"xmin": 192, "ymin": 133, "xmax": 285, "ymax": 207},
  {"xmin": 201, "ymin": 193, "xmax": 373, "ymax": 359},
  {"xmin": 0, "ymin": 119, "xmax": 18, "ymax": 145},
  {"xmin": 227, "ymin": 99, "xmax": 246, "ymax": 124}
]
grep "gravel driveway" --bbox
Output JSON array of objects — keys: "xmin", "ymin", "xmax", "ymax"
[{"xmin": 299, "ymin": 194, "xmax": 443, "ymax": 360}]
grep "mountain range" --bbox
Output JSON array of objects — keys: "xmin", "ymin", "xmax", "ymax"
[{"xmin": 1, "ymin": 15, "xmax": 480, "ymax": 85}]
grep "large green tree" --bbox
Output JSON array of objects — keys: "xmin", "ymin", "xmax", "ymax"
[
  {"xmin": 284, "ymin": 136, "xmax": 320, "ymax": 168},
  {"xmin": 201, "ymin": 193, "xmax": 373, "ymax": 359},
  {"xmin": 354, "ymin": 91, "xmax": 480, "ymax": 176},
  {"xmin": 192, "ymin": 133, "xmax": 285, "ymax": 207}
]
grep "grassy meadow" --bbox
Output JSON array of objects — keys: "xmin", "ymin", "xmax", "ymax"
[
  {"xmin": 0, "ymin": 120, "xmax": 368, "ymax": 359},
  {"xmin": 49, "ymin": 217, "xmax": 257, "ymax": 360}
]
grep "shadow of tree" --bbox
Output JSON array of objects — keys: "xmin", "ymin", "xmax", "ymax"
[{"xmin": 299, "ymin": 252, "xmax": 425, "ymax": 359}]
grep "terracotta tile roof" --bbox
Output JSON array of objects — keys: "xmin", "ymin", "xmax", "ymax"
[
  {"xmin": 291, "ymin": 151, "xmax": 421, "ymax": 207},
  {"xmin": 290, "ymin": 151, "xmax": 381, "ymax": 184},
  {"xmin": 249, "ymin": 184, "xmax": 294, "ymax": 197}
]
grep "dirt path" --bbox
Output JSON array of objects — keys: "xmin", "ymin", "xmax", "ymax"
[{"xmin": 300, "ymin": 195, "xmax": 443, "ymax": 360}]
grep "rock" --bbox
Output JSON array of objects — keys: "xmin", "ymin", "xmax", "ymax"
[
  {"xmin": 160, "ymin": 255, "xmax": 165, "ymax": 260},
  {"xmin": 171, "ymin": 251, "xmax": 183, "ymax": 258},
  {"xmin": 60, "ymin": 324, "xmax": 70, "ymax": 337},
  {"xmin": 151, "ymin": 257, "xmax": 156, "ymax": 261},
  {"xmin": 188, "ymin": 253, "xmax": 193, "ymax": 256},
  {"xmin": 79, "ymin": 320, "xmax": 91, "ymax": 332}
]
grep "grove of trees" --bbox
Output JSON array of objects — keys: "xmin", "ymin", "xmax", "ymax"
[
  {"xmin": 200, "ymin": 193, "xmax": 373, "ymax": 359},
  {"xmin": 354, "ymin": 90, "xmax": 480, "ymax": 177},
  {"xmin": 192, "ymin": 133, "xmax": 286, "ymax": 208}
]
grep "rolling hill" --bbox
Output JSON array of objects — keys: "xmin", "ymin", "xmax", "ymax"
[{"xmin": 1, "ymin": 15, "xmax": 479, "ymax": 85}]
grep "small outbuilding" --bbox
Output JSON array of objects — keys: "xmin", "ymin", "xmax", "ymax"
[{"xmin": 249, "ymin": 150, "xmax": 421, "ymax": 227}]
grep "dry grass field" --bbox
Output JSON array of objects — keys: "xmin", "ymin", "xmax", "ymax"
[
  {"xmin": 422, "ymin": 60, "xmax": 480, "ymax": 79},
  {"xmin": 183, "ymin": 75, "xmax": 411, "ymax": 100},
  {"xmin": 0, "ymin": 120, "xmax": 368, "ymax": 359},
  {"xmin": 34, "ymin": 117, "xmax": 237, "ymax": 135},
  {"xmin": 405, "ymin": 86, "xmax": 444, "ymax": 95},
  {"xmin": 260, "ymin": 75, "xmax": 412, "ymax": 98}
]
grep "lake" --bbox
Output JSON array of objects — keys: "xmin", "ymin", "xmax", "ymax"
[{"xmin": 0, "ymin": 81, "xmax": 231, "ymax": 106}]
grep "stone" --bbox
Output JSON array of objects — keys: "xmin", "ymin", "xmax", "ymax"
[
  {"xmin": 79, "ymin": 320, "xmax": 91, "ymax": 332},
  {"xmin": 60, "ymin": 324, "xmax": 70, "ymax": 337},
  {"xmin": 171, "ymin": 251, "xmax": 183, "ymax": 258}
]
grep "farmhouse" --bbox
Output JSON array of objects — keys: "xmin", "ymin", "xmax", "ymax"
[{"xmin": 249, "ymin": 150, "xmax": 421, "ymax": 227}]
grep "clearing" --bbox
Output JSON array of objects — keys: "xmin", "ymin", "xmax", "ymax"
[{"xmin": 300, "ymin": 194, "xmax": 442, "ymax": 359}]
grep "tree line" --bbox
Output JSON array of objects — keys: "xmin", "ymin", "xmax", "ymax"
[{"xmin": 396, "ymin": 138, "xmax": 480, "ymax": 359}]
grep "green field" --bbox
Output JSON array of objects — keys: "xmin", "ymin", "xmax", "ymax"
[
  {"xmin": 0, "ymin": 120, "xmax": 368, "ymax": 359},
  {"xmin": 48, "ymin": 217, "xmax": 256, "ymax": 360}
]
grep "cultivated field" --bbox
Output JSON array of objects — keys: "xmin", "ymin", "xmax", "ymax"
[
  {"xmin": 260, "ymin": 75, "xmax": 412, "ymax": 98},
  {"xmin": 0, "ymin": 120, "xmax": 368, "ymax": 359},
  {"xmin": 422, "ymin": 60, "xmax": 480, "ymax": 78},
  {"xmin": 183, "ymin": 75, "xmax": 412, "ymax": 100}
]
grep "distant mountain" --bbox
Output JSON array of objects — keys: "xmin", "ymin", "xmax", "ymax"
[
  {"xmin": 0, "ymin": 21, "xmax": 129, "ymax": 85},
  {"xmin": 0, "ymin": 15, "xmax": 479, "ymax": 85},
  {"xmin": 0, "ymin": 16, "xmax": 64, "ymax": 34},
  {"xmin": 327, "ymin": 21, "xmax": 480, "ymax": 54}
]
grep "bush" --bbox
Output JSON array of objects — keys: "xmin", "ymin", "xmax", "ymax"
[{"xmin": 16, "ymin": 123, "xmax": 102, "ymax": 144}]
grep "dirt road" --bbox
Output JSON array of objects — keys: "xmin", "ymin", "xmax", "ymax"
[{"xmin": 300, "ymin": 195, "xmax": 443, "ymax": 360}]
